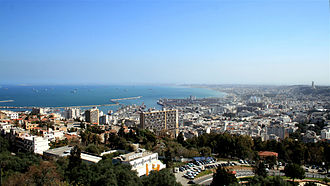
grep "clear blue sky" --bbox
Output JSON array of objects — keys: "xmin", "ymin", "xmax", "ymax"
[{"xmin": 0, "ymin": 0, "xmax": 329, "ymax": 85}]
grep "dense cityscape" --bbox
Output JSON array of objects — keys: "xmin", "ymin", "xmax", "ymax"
[
  {"xmin": 1, "ymin": 0, "xmax": 329, "ymax": 185},
  {"xmin": 0, "ymin": 83, "xmax": 329, "ymax": 185}
]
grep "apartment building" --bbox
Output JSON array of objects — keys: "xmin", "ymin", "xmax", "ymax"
[{"xmin": 140, "ymin": 109, "xmax": 178, "ymax": 137}]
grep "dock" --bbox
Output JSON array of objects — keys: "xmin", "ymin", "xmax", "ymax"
[
  {"xmin": 0, "ymin": 103, "xmax": 119, "ymax": 110},
  {"xmin": 0, "ymin": 100, "xmax": 14, "ymax": 103},
  {"xmin": 0, "ymin": 96, "xmax": 142, "ymax": 110},
  {"xmin": 110, "ymin": 96, "xmax": 142, "ymax": 102}
]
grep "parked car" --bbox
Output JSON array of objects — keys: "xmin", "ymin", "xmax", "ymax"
[{"xmin": 188, "ymin": 180, "xmax": 195, "ymax": 184}]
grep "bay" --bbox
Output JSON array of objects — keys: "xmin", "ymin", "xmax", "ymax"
[{"xmin": 0, "ymin": 85, "xmax": 224, "ymax": 113}]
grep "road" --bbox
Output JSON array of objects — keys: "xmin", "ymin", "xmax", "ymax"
[
  {"xmin": 176, "ymin": 164, "xmax": 328, "ymax": 186},
  {"xmin": 195, "ymin": 169, "xmax": 254, "ymax": 185}
]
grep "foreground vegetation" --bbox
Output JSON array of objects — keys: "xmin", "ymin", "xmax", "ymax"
[
  {"xmin": 0, "ymin": 136, "xmax": 181, "ymax": 186},
  {"xmin": 1, "ymin": 122, "xmax": 329, "ymax": 185}
]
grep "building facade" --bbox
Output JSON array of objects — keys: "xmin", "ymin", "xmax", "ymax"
[
  {"xmin": 140, "ymin": 109, "xmax": 178, "ymax": 137},
  {"xmin": 16, "ymin": 136, "xmax": 50, "ymax": 155},
  {"xmin": 321, "ymin": 128, "xmax": 330, "ymax": 140},
  {"xmin": 115, "ymin": 148, "xmax": 166, "ymax": 177},
  {"xmin": 85, "ymin": 108, "xmax": 99, "ymax": 124},
  {"xmin": 64, "ymin": 108, "xmax": 81, "ymax": 119}
]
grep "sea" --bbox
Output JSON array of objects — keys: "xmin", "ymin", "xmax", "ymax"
[{"xmin": 0, "ymin": 85, "xmax": 225, "ymax": 113}]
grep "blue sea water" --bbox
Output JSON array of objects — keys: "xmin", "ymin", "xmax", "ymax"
[{"xmin": 0, "ymin": 85, "xmax": 224, "ymax": 113}]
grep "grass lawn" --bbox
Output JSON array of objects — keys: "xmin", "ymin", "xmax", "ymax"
[
  {"xmin": 172, "ymin": 162, "xmax": 186, "ymax": 168},
  {"xmin": 216, "ymin": 158, "xmax": 235, "ymax": 161},
  {"xmin": 302, "ymin": 177, "xmax": 326, "ymax": 182},
  {"xmin": 244, "ymin": 176, "xmax": 327, "ymax": 183},
  {"xmin": 268, "ymin": 176, "xmax": 290, "ymax": 179},
  {"xmin": 238, "ymin": 176, "xmax": 254, "ymax": 181},
  {"xmin": 195, "ymin": 170, "xmax": 213, "ymax": 179}
]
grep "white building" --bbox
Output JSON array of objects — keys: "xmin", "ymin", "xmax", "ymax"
[
  {"xmin": 99, "ymin": 115, "xmax": 110, "ymax": 125},
  {"xmin": 115, "ymin": 148, "xmax": 166, "ymax": 177},
  {"xmin": 9, "ymin": 112, "xmax": 19, "ymax": 120},
  {"xmin": 43, "ymin": 146, "xmax": 102, "ymax": 164},
  {"xmin": 81, "ymin": 153, "xmax": 102, "ymax": 164},
  {"xmin": 0, "ymin": 111, "xmax": 19, "ymax": 119},
  {"xmin": 321, "ymin": 128, "xmax": 330, "ymax": 140},
  {"xmin": 16, "ymin": 136, "xmax": 50, "ymax": 155},
  {"xmin": 44, "ymin": 130, "xmax": 65, "ymax": 142},
  {"xmin": 31, "ymin": 108, "xmax": 48, "ymax": 115},
  {"xmin": 63, "ymin": 108, "xmax": 81, "ymax": 119}
]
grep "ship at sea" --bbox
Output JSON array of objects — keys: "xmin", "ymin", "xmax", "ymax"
[
  {"xmin": 70, "ymin": 89, "xmax": 78, "ymax": 94},
  {"xmin": 0, "ymin": 85, "xmax": 225, "ymax": 113}
]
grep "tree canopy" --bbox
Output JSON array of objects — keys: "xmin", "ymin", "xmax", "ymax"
[
  {"xmin": 284, "ymin": 163, "xmax": 305, "ymax": 182},
  {"xmin": 211, "ymin": 167, "xmax": 238, "ymax": 186}
]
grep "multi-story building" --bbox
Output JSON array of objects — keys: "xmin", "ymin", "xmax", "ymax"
[
  {"xmin": 85, "ymin": 108, "xmax": 99, "ymax": 124},
  {"xmin": 9, "ymin": 112, "xmax": 19, "ymax": 120},
  {"xmin": 16, "ymin": 135, "xmax": 50, "ymax": 155},
  {"xmin": 0, "ymin": 111, "xmax": 18, "ymax": 119},
  {"xmin": 114, "ymin": 148, "xmax": 166, "ymax": 177},
  {"xmin": 140, "ymin": 109, "xmax": 178, "ymax": 137},
  {"xmin": 266, "ymin": 125, "xmax": 288, "ymax": 139},
  {"xmin": 0, "ymin": 111, "xmax": 7, "ymax": 119},
  {"xmin": 321, "ymin": 128, "xmax": 330, "ymax": 140},
  {"xmin": 99, "ymin": 115, "xmax": 110, "ymax": 125},
  {"xmin": 31, "ymin": 108, "xmax": 47, "ymax": 115},
  {"xmin": 64, "ymin": 108, "xmax": 81, "ymax": 119},
  {"xmin": 24, "ymin": 121, "xmax": 39, "ymax": 130}
]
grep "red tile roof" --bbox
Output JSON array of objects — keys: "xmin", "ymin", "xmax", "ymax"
[{"xmin": 258, "ymin": 151, "xmax": 278, "ymax": 157}]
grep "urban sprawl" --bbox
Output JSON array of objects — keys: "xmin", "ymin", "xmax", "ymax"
[{"xmin": 0, "ymin": 83, "xmax": 329, "ymax": 185}]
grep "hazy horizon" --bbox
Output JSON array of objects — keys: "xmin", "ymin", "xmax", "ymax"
[
  {"xmin": 0, "ymin": 82, "xmax": 327, "ymax": 87},
  {"xmin": 1, "ymin": 0, "xmax": 329, "ymax": 85}
]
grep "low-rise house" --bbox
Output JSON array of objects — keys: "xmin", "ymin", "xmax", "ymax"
[{"xmin": 114, "ymin": 148, "xmax": 166, "ymax": 177}]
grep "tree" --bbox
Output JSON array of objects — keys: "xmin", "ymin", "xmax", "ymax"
[
  {"xmin": 142, "ymin": 169, "xmax": 181, "ymax": 186},
  {"xmin": 68, "ymin": 145, "xmax": 81, "ymax": 170},
  {"xmin": 85, "ymin": 144, "xmax": 100, "ymax": 155},
  {"xmin": 90, "ymin": 159, "xmax": 141, "ymax": 186},
  {"xmin": 80, "ymin": 122, "xmax": 85, "ymax": 129},
  {"xmin": 211, "ymin": 167, "xmax": 237, "ymax": 186},
  {"xmin": 284, "ymin": 163, "xmax": 305, "ymax": 182},
  {"xmin": 68, "ymin": 162, "xmax": 92, "ymax": 185},
  {"xmin": 253, "ymin": 161, "xmax": 267, "ymax": 178},
  {"xmin": 249, "ymin": 176, "xmax": 291, "ymax": 186},
  {"xmin": 265, "ymin": 156, "xmax": 277, "ymax": 169},
  {"xmin": 199, "ymin": 147, "xmax": 211, "ymax": 157},
  {"xmin": 177, "ymin": 132, "xmax": 184, "ymax": 145},
  {"xmin": 0, "ymin": 136, "xmax": 9, "ymax": 152},
  {"xmin": 4, "ymin": 161, "xmax": 63, "ymax": 186}
]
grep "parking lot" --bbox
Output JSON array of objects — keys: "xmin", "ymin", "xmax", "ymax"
[
  {"xmin": 179, "ymin": 158, "xmax": 217, "ymax": 180},
  {"xmin": 175, "ymin": 158, "xmax": 250, "ymax": 185}
]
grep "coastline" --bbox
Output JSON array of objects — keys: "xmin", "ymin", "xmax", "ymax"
[
  {"xmin": 184, "ymin": 85, "xmax": 227, "ymax": 98},
  {"xmin": 0, "ymin": 85, "xmax": 225, "ymax": 112}
]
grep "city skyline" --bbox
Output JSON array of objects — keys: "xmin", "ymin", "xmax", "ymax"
[{"xmin": 0, "ymin": 0, "xmax": 329, "ymax": 85}]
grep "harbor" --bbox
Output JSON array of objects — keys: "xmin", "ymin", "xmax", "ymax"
[{"xmin": 0, "ymin": 96, "xmax": 144, "ymax": 110}]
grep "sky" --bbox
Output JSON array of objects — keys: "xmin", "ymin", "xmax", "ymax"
[{"xmin": 0, "ymin": 0, "xmax": 329, "ymax": 85}]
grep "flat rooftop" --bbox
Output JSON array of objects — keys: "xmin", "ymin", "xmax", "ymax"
[
  {"xmin": 120, "ymin": 150, "xmax": 154, "ymax": 162},
  {"xmin": 81, "ymin": 153, "xmax": 102, "ymax": 163},
  {"xmin": 43, "ymin": 146, "xmax": 72, "ymax": 157}
]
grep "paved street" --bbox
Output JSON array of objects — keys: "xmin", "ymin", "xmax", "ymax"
[{"xmin": 176, "ymin": 165, "xmax": 329, "ymax": 186}]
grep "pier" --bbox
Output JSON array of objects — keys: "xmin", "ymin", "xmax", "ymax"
[
  {"xmin": 110, "ymin": 96, "xmax": 142, "ymax": 102},
  {"xmin": 0, "ymin": 100, "xmax": 14, "ymax": 103},
  {"xmin": 0, "ymin": 96, "xmax": 142, "ymax": 110},
  {"xmin": 0, "ymin": 103, "xmax": 119, "ymax": 110}
]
